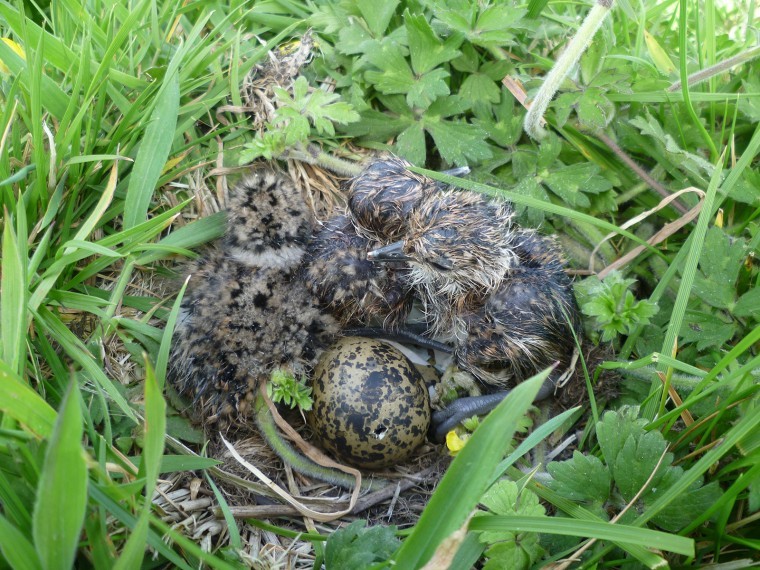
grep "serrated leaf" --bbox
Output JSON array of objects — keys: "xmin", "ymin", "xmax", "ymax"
[
  {"xmin": 425, "ymin": 117, "xmax": 492, "ymax": 166},
  {"xmin": 32, "ymin": 381, "xmax": 88, "ymax": 570},
  {"xmin": 325, "ymin": 520, "xmax": 400, "ymax": 569},
  {"xmin": 510, "ymin": 176, "xmax": 548, "ymax": 226},
  {"xmin": 405, "ymin": 10, "xmax": 461, "ymax": 74},
  {"xmin": 365, "ymin": 43, "xmax": 415, "ymax": 93},
  {"xmin": 477, "ymin": 482, "xmax": 545, "ymax": 570},
  {"xmin": 692, "ymin": 275, "xmax": 735, "ymax": 309},
  {"xmin": 428, "ymin": 0, "xmax": 475, "ymax": 35},
  {"xmin": 481, "ymin": 480, "xmax": 545, "ymax": 518},
  {"xmin": 698, "ymin": 226, "xmax": 746, "ymax": 285},
  {"xmin": 471, "ymin": 6, "xmax": 526, "ymax": 47},
  {"xmin": 577, "ymin": 88, "xmax": 615, "ymax": 130},
  {"xmin": 356, "ymin": 0, "xmax": 399, "ymax": 36},
  {"xmin": 547, "ymin": 451, "xmax": 611, "ymax": 505},
  {"xmin": 396, "ymin": 122, "xmax": 426, "ymax": 165},
  {"xmin": 613, "ymin": 430, "xmax": 670, "ymax": 501},
  {"xmin": 596, "ymin": 408, "xmax": 648, "ymax": 482},
  {"xmin": 407, "ymin": 67, "xmax": 450, "ymax": 109},
  {"xmin": 543, "ymin": 162, "xmax": 613, "ymax": 207},
  {"xmin": 652, "ymin": 481, "xmax": 723, "ymax": 532},
  {"xmin": 733, "ymin": 287, "xmax": 760, "ymax": 318},
  {"xmin": 337, "ymin": 25, "xmax": 374, "ymax": 55},
  {"xmin": 679, "ymin": 310, "xmax": 737, "ymax": 350},
  {"xmin": 459, "ymin": 73, "xmax": 501, "ymax": 105},
  {"xmin": 553, "ymin": 92, "xmax": 580, "ymax": 128},
  {"xmin": 536, "ymin": 135, "xmax": 562, "ymax": 170},
  {"xmin": 483, "ymin": 539, "xmax": 540, "ymax": 570}
]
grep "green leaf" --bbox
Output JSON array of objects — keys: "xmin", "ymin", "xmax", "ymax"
[
  {"xmin": 547, "ymin": 451, "xmax": 611, "ymax": 505},
  {"xmin": 470, "ymin": 6, "xmax": 526, "ymax": 47},
  {"xmin": 0, "ymin": 514, "xmax": 42, "ymax": 570},
  {"xmin": 395, "ymin": 122, "xmax": 427, "ymax": 165},
  {"xmin": 698, "ymin": 226, "xmax": 747, "ymax": 285},
  {"xmin": 408, "ymin": 68, "xmax": 451, "ymax": 109},
  {"xmin": 543, "ymin": 163, "xmax": 613, "ymax": 207},
  {"xmin": 733, "ymin": 287, "xmax": 760, "ymax": 318},
  {"xmin": 115, "ymin": 360, "xmax": 166, "ymax": 569},
  {"xmin": 577, "ymin": 88, "xmax": 615, "ymax": 130},
  {"xmin": 325, "ymin": 521, "xmax": 400, "ymax": 569},
  {"xmin": 0, "ymin": 361, "xmax": 57, "ymax": 438},
  {"xmin": 392, "ymin": 371, "xmax": 550, "ymax": 569},
  {"xmin": 425, "ymin": 117, "xmax": 492, "ymax": 166},
  {"xmin": 478, "ymin": 480, "xmax": 545, "ymax": 544},
  {"xmin": 596, "ymin": 408, "xmax": 648, "ymax": 482},
  {"xmin": 613, "ymin": 430, "xmax": 670, "ymax": 501},
  {"xmin": 459, "ymin": 73, "xmax": 501, "ymax": 106},
  {"xmin": 2, "ymin": 211, "xmax": 27, "ymax": 374},
  {"xmin": 651, "ymin": 480, "xmax": 723, "ymax": 532},
  {"xmin": 404, "ymin": 10, "xmax": 461, "ymax": 74},
  {"xmin": 356, "ymin": 0, "xmax": 399, "ymax": 36},
  {"xmin": 32, "ymin": 381, "xmax": 88, "ymax": 570},
  {"xmin": 679, "ymin": 310, "xmax": 737, "ymax": 351},
  {"xmin": 123, "ymin": 68, "xmax": 180, "ymax": 229}
]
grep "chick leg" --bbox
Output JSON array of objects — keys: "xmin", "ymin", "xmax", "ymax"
[{"xmin": 430, "ymin": 379, "xmax": 557, "ymax": 442}]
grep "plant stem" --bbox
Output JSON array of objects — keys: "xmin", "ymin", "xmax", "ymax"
[{"xmin": 524, "ymin": 0, "xmax": 615, "ymax": 140}]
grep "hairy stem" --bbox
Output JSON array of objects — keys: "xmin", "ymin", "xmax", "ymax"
[{"xmin": 524, "ymin": 0, "xmax": 615, "ymax": 140}]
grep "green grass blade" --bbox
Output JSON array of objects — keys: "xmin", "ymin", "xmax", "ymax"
[
  {"xmin": 33, "ymin": 306, "xmax": 137, "ymax": 423},
  {"xmin": 491, "ymin": 406, "xmax": 582, "ymax": 484},
  {"xmin": 88, "ymin": 483, "xmax": 194, "ymax": 570},
  {"xmin": 114, "ymin": 360, "xmax": 166, "ymax": 569},
  {"xmin": 642, "ymin": 402, "xmax": 760, "ymax": 532},
  {"xmin": 0, "ymin": 360, "xmax": 56, "ymax": 438},
  {"xmin": 469, "ymin": 515, "xmax": 694, "ymax": 556},
  {"xmin": 1, "ymin": 208, "xmax": 26, "ymax": 374},
  {"xmin": 0, "ymin": 514, "xmax": 42, "ymax": 570},
  {"xmin": 392, "ymin": 370, "xmax": 550, "ymax": 569},
  {"xmin": 643, "ymin": 151, "xmax": 723, "ymax": 420},
  {"xmin": 65, "ymin": 161, "xmax": 118, "ymax": 253},
  {"xmin": 31, "ymin": 380, "xmax": 88, "ymax": 570},
  {"xmin": 123, "ymin": 64, "xmax": 180, "ymax": 229},
  {"xmin": 155, "ymin": 276, "xmax": 188, "ymax": 388}
]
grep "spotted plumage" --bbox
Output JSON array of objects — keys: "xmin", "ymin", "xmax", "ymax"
[
  {"xmin": 169, "ymin": 170, "xmax": 338, "ymax": 429},
  {"xmin": 303, "ymin": 214, "xmax": 413, "ymax": 328}
]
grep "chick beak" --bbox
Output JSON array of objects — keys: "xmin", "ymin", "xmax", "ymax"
[{"xmin": 367, "ymin": 241, "xmax": 411, "ymax": 262}]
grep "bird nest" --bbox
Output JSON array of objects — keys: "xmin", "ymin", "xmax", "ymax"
[{"xmin": 151, "ymin": 157, "xmax": 463, "ymax": 567}]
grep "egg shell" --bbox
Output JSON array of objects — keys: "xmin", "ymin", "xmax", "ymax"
[{"xmin": 308, "ymin": 337, "xmax": 431, "ymax": 469}]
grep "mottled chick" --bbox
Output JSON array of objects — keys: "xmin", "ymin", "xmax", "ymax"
[
  {"xmin": 169, "ymin": 171, "xmax": 338, "ymax": 429},
  {"xmin": 368, "ymin": 188, "xmax": 582, "ymax": 438},
  {"xmin": 369, "ymin": 189, "xmax": 519, "ymax": 341},
  {"xmin": 303, "ymin": 213, "xmax": 413, "ymax": 328},
  {"xmin": 347, "ymin": 156, "xmax": 437, "ymax": 242},
  {"xmin": 455, "ymin": 229, "xmax": 582, "ymax": 387}
]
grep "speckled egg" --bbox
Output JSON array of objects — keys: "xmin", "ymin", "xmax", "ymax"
[{"xmin": 307, "ymin": 337, "xmax": 431, "ymax": 469}]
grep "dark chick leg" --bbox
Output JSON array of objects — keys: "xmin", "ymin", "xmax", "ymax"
[{"xmin": 430, "ymin": 375, "xmax": 558, "ymax": 442}]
